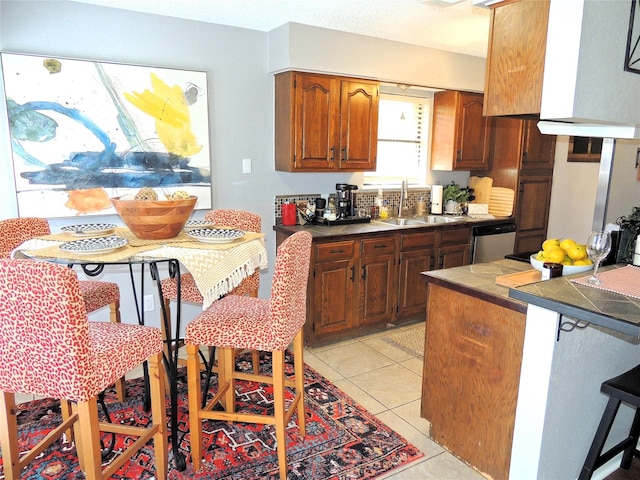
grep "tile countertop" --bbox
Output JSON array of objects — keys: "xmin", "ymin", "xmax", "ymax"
[
  {"xmin": 272, "ymin": 215, "xmax": 513, "ymax": 240},
  {"xmin": 509, "ymin": 263, "xmax": 640, "ymax": 339},
  {"xmin": 422, "ymin": 260, "xmax": 640, "ymax": 340}
]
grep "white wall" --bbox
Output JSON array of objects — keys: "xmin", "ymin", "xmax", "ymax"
[
  {"xmin": 0, "ymin": 0, "xmax": 487, "ymax": 326},
  {"xmin": 548, "ymin": 136, "xmax": 640, "ymax": 245}
]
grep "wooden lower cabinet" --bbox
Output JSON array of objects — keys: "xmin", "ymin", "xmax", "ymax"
[
  {"xmin": 422, "ymin": 283, "xmax": 525, "ymax": 480},
  {"xmin": 298, "ymin": 225, "xmax": 471, "ymax": 345}
]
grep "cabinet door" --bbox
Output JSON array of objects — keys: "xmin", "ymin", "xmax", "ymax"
[
  {"xmin": 521, "ymin": 120, "xmax": 555, "ymax": 171},
  {"xmin": 398, "ymin": 249, "xmax": 435, "ymax": 320},
  {"xmin": 438, "ymin": 243, "xmax": 470, "ymax": 270},
  {"xmin": 484, "ymin": 0, "xmax": 550, "ymax": 116},
  {"xmin": 339, "ymin": 80, "xmax": 379, "ymax": 171},
  {"xmin": 431, "ymin": 91, "xmax": 490, "ymax": 172},
  {"xmin": 515, "ymin": 175, "xmax": 552, "ymax": 253},
  {"xmin": 293, "ymin": 73, "xmax": 340, "ymax": 171},
  {"xmin": 359, "ymin": 237, "xmax": 396, "ymax": 327},
  {"xmin": 455, "ymin": 92, "xmax": 491, "ymax": 171},
  {"xmin": 312, "ymin": 259, "xmax": 356, "ymax": 337}
]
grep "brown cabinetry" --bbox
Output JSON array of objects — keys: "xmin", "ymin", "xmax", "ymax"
[
  {"xmin": 488, "ymin": 117, "xmax": 555, "ymax": 254},
  {"xmin": 483, "ymin": 0, "xmax": 550, "ymax": 116},
  {"xmin": 359, "ymin": 237, "xmax": 397, "ymax": 327},
  {"xmin": 276, "ymin": 225, "xmax": 473, "ymax": 345},
  {"xmin": 431, "ymin": 90, "xmax": 491, "ymax": 171},
  {"xmin": 275, "ymin": 71, "xmax": 379, "ymax": 172},
  {"xmin": 422, "ymin": 282, "xmax": 525, "ymax": 480},
  {"xmin": 397, "ymin": 226, "xmax": 470, "ymax": 321}
]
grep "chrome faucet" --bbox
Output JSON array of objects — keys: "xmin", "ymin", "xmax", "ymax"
[{"xmin": 398, "ymin": 179, "xmax": 408, "ymax": 217}]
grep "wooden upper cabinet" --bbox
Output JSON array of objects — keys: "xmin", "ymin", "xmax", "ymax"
[
  {"xmin": 275, "ymin": 71, "xmax": 379, "ymax": 172},
  {"xmin": 484, "ymin": 0, "xmax": 550, "ymax": 116},
  {"xmin": 430, "ymin": 90, "xmax": 491, "ymax": 171},
  {"xmin": 521, "ymin": 119, "xmax": 555, "ymax": 171}
]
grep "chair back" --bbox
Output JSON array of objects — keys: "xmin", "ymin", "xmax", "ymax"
[
  {"xmin": 269, "ymin": 231, "xmax": 312, "ymax": 349},
  {"xmin": 205, "ymin": 209, "xmax": 261, "ymax": 233},
  {"xmin": 0, "ymin": 259, "xmax": 94, "ymax": 401},
  {"xmin": 0, "ymin": 217, "xmax": 51, "ymax": 258}
]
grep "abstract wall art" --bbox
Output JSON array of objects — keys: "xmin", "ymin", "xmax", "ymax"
[{"xmin": 1, "ymin": 53, "xmax": 211, "ymax": 217}]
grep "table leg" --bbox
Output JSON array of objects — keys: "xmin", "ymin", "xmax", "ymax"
[{"xmin": 150, "ymin": 260, "xmax": 186, "ymax": 472}]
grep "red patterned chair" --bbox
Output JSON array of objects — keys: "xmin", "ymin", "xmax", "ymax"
[
  {"xmin": 0, "ymin": 217, "xmax": 127, "ymax": 401},
  {"xmin": 160, "ymin": 209, "xmax": 262, "ymax": 372},
  {"xmin": 0, "ymin": 259, "xmax": 167, "ymax": 480},
  {"xmin": 185, "ymin": 231, "xmax": 312, "ymax": 479}
]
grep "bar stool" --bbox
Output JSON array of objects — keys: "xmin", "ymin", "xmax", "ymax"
[{"xmin": 579, "ymin": 363, "xmax": 640, "ymax": 480}]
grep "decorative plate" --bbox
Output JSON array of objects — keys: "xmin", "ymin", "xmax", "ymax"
[
  {"xmin": 186, "ymin": 228, "xmax": 245, "ymax": 244},
  {"xmin": 59, "ymin": 236, "xmax": 128, "ymax": 254},
  {"xmin": 60, "ymin": 223, "xmax": 117, "ymax": 237},
  {"xmin": 183, "ymin": 220, "xmax": 215, "ymax": 230}
]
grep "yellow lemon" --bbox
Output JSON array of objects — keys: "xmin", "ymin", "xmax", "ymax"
[
  {"xmin": 545, "ymin": 247, "xmax": 565, "ymax": 264},
  {"xmin": 559, "ymin": 238, "xmax": 577, "ymax": 252},
  {"xmin": 574, "ymin": 259, "xmax": 593, "ymax": 266},
  {"xmin": 542, "ymin": 238, "xmax": 560, "ymax": 251},
  {"xmin": 566, "ymin": 244, "xmax": 587, "ymax": 261},
  {"xmin": 535, "ymin": 250, "xmax": 545, "ymax": 261}
]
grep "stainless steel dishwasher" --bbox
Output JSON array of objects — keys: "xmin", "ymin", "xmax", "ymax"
[{"xmin": 471, "ymin": 223, "xmax": 517, "ymax": 263}]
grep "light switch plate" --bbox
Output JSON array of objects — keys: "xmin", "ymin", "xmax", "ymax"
[{"xmin": 242, "ymin": 158, "xmax": 252, "ymax": 174}]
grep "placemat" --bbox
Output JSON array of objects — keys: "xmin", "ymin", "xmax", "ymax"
[{"xmin": 571, "ymin": 265, "xmax": 640, "ymax": 299}]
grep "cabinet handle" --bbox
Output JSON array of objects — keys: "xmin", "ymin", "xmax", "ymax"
[
  {"xmin": 361, "ymin": 265, "xmax": 366, "ymax": 280},
  {"xmin": 430, "ymin": 257, "xmax": 435, "ymax": 270},
  {"xmin": 456, "ymin": 150, "xmax": 461, "ymax": 162},
  {"xmin": 522, "ymin": 151, "xmax": 528, "ymax": 162},
  {"xmin": 330, "ymin": 146, "xmax": 335, "ymax": 163},
  {"xmin": 342, "ymin": 147, "xmax": 347, "ymax": 162},
  {"xmin": 350, "ymin": 266, "xmax": 355, "ymax": 282},
  {"xmin": 329, "ymin": 248, "xmax": 345, "ymax": 254},
  {"xmin": 374, "ymin": 244, "xmax": 389, "ymax": 249},
  {"xmin": 439, "ymin": 255, "xmax": 444, "ymax": 269}
]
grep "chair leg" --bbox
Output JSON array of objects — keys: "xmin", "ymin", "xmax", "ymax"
[
  {"xmin": 0, "ymin": 391, "xmax": 20, "ymax": 480},
  {"xmin": 292, "ymin": 329, "xmax": 306, "ymax": 437},
  {"xmin": 621, "ymin": 407, "xmax": 640, "ymax": 469},
  {"xmin": 110, "ymin": 300, "xmax": 126, "ymax": 402},
  {"xmin": 148, "ymin": 351, "xmax": 168, "ymax": 479},
  {"xmin": 272, "ymin": 350, "xmax": 289, "ymax": 479},
  {"xmin": 60, "ymin": 399, "xmax": 74, "ymax": 443},
  {"xmin": 73, "ymin": 397, "xmax": 103, "ymax": 480},
  {"xmin": 579, "ymin": 397, "xmax": 622, "ymax": 480},
  {"xmin": 187, "ymin": 343, "xmax": 204, "ymax": 470},
  {"xmin": 220, "ymin": 347, "xmax": 236, "ymax": 413}
]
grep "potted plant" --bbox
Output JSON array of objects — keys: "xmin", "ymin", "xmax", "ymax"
[{"xmin": 443, "ymin": 182, "xmax": 471, "ymax": 214}]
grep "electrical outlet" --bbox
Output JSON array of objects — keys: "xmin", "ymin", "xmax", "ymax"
[{"xmin": 143, "ymin": 294, "xmax": 154, "ymax": 312}]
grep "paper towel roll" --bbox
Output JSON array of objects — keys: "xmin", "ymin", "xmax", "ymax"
[{"xmin": 431, "ymin": 185, "xmax": 443, "ymax": 214}]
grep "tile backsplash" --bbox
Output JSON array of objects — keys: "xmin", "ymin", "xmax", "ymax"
[{"xmin": 274, "ymin": 189, "xmax": 432, "ymax": 223}]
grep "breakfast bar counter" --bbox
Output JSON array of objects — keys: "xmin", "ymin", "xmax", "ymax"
[{"xmin": 420, "ymin": 260, "xmax": 640, "ymax": 480}]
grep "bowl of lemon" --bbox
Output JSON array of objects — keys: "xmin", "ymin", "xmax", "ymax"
[{"xmin": 530, "ymin": 238, "xmax": 594, "ymax": 275}]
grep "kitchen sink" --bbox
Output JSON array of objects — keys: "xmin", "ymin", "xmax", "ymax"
[{"xmin": 374, "ymin": 215, "xmax": 466, "ymax": 226}]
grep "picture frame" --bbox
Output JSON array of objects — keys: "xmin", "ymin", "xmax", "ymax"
[
  {"xmin": 1, "ymin": 53, "xmax": 212, "ymax": 218},
  {"xmin": 625, "ymin": 0, "xmax": 640, "ymax": 74}
]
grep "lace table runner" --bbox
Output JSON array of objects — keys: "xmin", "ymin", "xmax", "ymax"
[{"xmin": 571, "ymin": 265, "xmax": 640, "ymax": 299}]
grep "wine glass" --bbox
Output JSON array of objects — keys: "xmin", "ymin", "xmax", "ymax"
[{"xmin": 586, "ymin": 230, "xmax": 612, "ymax": 285}]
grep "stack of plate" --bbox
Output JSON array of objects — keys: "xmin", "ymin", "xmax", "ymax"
[{"xmin": 488, "ymin": 187, "xmax": 515, "ymax": 217}]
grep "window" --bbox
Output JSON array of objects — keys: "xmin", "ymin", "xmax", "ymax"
[{"xmin": 364, "ymin": 91, "xmax": 431, "ymax": 186}]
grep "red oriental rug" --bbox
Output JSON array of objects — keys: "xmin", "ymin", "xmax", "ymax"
[{"xmin": 0, "ymin": 351, "xmax": 423, "ymax": 479}]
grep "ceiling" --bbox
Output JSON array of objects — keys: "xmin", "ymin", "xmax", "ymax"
[{"xmin": 69, "ymin": 0, "xmax": 491, "ymax": 58}]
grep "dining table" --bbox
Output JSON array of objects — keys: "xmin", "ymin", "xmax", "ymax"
[{"xmin": 16, "ymin": 225, "xmax": 269, "ymax": 471}]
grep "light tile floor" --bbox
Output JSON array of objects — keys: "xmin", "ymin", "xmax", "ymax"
[
  {"xmin": 304, "ymin": 322, "xmax": 487, "ymax": 480},
  {"xmin": 14, "ymin": 321, "xmax": 487, "ymax": 479}
]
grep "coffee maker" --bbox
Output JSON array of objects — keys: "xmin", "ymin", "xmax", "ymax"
[{"xmin": 336, "ymin": 183, "xmax": 358, "ymax": 218}]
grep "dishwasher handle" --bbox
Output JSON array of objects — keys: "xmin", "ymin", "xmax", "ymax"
[{"xmin": 472, "ymin": 223, "xmax": 517, "ymax": 237}]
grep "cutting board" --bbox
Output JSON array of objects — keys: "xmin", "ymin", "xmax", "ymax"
[
  {"xmin": 469, "ymin": 176, "xmax": 493, "ymax": 204},
  {"xmin": 488, "ymin": 187, "xmax": 515, "ymax": 217}
]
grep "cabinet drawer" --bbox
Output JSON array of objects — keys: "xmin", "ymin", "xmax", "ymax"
[
  {"xmin": 439, "ymin": 227, "xmax": 471, "ymax": 247},
  {"xmin": 401, "ymin": 231, "xmax": 436, "ymax": 251},
  {"xmin": 361, "ymin": 237, "xmax": 395, "ymax": 256},
  {"xmin": 315, "ymin": 241, "xmax": 355, "ymax": 262}
]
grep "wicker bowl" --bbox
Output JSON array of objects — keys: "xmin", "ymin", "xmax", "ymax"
[{"xmin": 111, "ymin": 196, "xmax": 197, "ymax": 240}]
